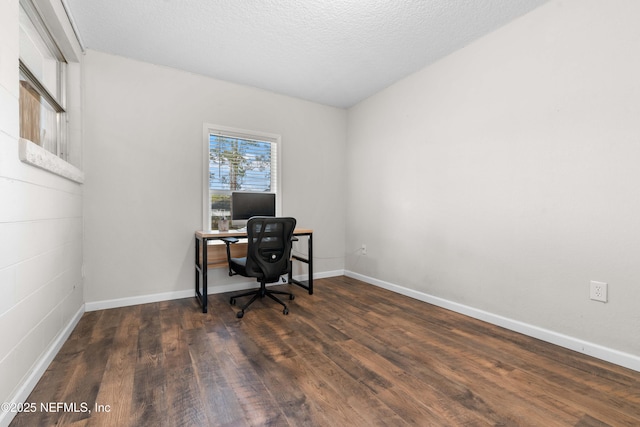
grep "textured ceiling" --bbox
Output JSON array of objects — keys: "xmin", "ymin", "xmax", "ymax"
[{"xmin": 64, "ymin": 0, "xmax": 547, "ymax": 108}]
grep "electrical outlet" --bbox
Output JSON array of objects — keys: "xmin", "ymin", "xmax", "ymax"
[
  {"xmin": 590, "ymin": 281, "xmax": 608, "ymax": 303},
  {"xmin": 361, "ymin": 244, "xmax": 367, "ymax": 255}
]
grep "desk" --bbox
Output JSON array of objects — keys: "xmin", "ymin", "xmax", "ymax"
[{"xmin": 194, "ymin": 228, "xmax": 313, "ymax": 313}]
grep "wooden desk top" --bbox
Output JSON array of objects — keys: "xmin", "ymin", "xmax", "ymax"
[{"xmin": 196, "ymin": 228, "xmax": 312, "ymax": 239}]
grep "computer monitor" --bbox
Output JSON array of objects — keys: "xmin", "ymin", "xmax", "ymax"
[{"xmin": 231, "ymin": 192, "xmax": 276, "ymax": 220}]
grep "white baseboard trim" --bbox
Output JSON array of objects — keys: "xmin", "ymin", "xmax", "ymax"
[
  {"xmin": 345, "ymin": 270, "xmax": 640, "ymax": 373},
  {"xmin": 85, "ymin": 281, "xmax": 255, "ymax": 312},
  {"xmin": 86, "ymin": 288, "xmax": 197, "ymax": 312},
  {"xmin": 0, "ymin": 305, "xmax": 85, "ymax": 427},
  {"xmin": 84, "ymin": 270, "xmax": 345, "ymax": 312},
  {"xmin": 294, "ymin": 269, "xmax": 345, "ymax": 281}
]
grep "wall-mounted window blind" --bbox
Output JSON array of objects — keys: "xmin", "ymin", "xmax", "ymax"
[{"xmin": 209, "ymin": 135, "xmax": 276, "ymax": 192}]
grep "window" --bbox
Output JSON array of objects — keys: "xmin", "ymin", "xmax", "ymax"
[
  {"xmin": 203, "ymin": 124, "xmax": 281, "ymax": 230},
  {"xmin": 19, "ymin": 0, "xmax": 67, "ymax": 159}
]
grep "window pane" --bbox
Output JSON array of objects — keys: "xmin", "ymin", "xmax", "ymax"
[
  {"xmin": 207, "ymin": 132, "xmax": 278, "ymax": 230},
  {"xmin": 18, "ymin": 1, "xmax": 66, "ymax": 158},
  {"xmin": 19, "ymin": 77, "xmax": 58, "ymax": 152},
  {"xmin": 209, "ymin": 193, "xmax": 231, "ymax": 229},
  {"xmin": 19, "ymin": 3, "xmax": 61, "ymax": 101},
  {"xmin": 209, "ymin": 135, "xmax": 273, "ymax": 192}
]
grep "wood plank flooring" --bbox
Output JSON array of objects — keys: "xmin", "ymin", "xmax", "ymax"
[{"xmin": 11, "ymin": 276, "xmax": 640, "ymax": 426}]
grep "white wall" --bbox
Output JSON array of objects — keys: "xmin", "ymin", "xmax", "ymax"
[
  {"xmin": 346, "ymin": 0, "xmax": 640, "ymax": 360},
  {"xmin": 82, "ymin": 50, "xmax": 347, "ymax": 305},
  {"xmin": 0, "ymin": 0, "xmax": 84, "ymax": 423}
]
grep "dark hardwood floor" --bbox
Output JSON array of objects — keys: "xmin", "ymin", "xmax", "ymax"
[{"xmin": 11, "ymin": 276, "xmax": 640, "ymax": 426}]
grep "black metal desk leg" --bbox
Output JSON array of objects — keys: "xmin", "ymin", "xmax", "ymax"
[
  {"xmin": 194, "ymin": 236, "xmax": 208, "ymax": 313},
  {"xmin": 308, "ymin": 233, "xmax": 313, "ymax": 295},
  {"xmin": 195, "ymin": 237, "xmax": 200, "ymax": 299},
  {"xmin": 202, "ymin": 237, "xmax": 208, "ymax": 313},
  {"xmin": 289, "ymin": 232, "xmax": 313, "ymax": 294}
]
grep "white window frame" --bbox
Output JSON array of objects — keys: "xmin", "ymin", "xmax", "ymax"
[
  {"xmin": 17, "ymin": 0, "xmax": 84, "ymax": 183},
  {"xmin": 19, "ymin": 0, "xmax": 67, "ymax": 158},
  {"xmin": 202, "ymin": 123, "xmax": 282, "ymax": 230}
]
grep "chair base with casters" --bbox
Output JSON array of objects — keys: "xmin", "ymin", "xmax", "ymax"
[
  {"xmin": 229, "ymin": 280, "xmax": 294, "ymax": 318},
  {"xmin": 221, "ymin": 216, "xmax": 297, "ymax": 318}
]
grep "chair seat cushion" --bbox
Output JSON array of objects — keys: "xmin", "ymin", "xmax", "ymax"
[
  {"xmin": 229, "ymin": 257, "xmax": 248, "ymax": 277},
  {"xmin": 229, "ymin": 256, "xmax": 281, "ymax": 283}
]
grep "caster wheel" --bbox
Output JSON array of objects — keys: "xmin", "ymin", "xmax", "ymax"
[
  {"xmin": 230, "ymin": 297, "xmax": 236, "ymax": 305},
  {"xmin": 289, "ymin": 294, "xmax": 295, "ymax": 301},
  {"xmin": 283, "ymin": 308, "xmax": 289, "ymax": 315},
  {"xmin": 236, "ymin": 311, "xmax": 244, "ymax": 318}
]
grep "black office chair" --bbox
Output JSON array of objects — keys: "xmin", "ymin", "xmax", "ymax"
[{"xmin": 221, "ymin": 216, "xmax": 297, "ymax": 318}]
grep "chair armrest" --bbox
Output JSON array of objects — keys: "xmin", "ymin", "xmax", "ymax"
[
  {"xmin": 220, "ymin": 237, "xmax": 239, "ymax": 277},
  {"xmin": 220, "ymin": 237, "xmax": 239, "ymax": 245}
]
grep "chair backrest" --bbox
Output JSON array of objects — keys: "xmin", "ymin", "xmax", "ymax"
[{"xmin": 244, "ymin": 216, "xmax": 297, "ymax": 282}]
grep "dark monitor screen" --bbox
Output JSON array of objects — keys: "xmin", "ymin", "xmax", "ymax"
[{"xmin": 231, "ymin": 192, "xmax": 276, "ymax": 220}]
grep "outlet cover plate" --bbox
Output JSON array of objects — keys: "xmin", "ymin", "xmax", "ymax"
[{"xmin": 590, "ymin": 280, "xmax": 608, "ymax": 303}]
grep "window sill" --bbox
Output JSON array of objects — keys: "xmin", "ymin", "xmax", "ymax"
[{"xmin": 19, "ymin": 138, "xmax": 85, "ymax": 184}]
